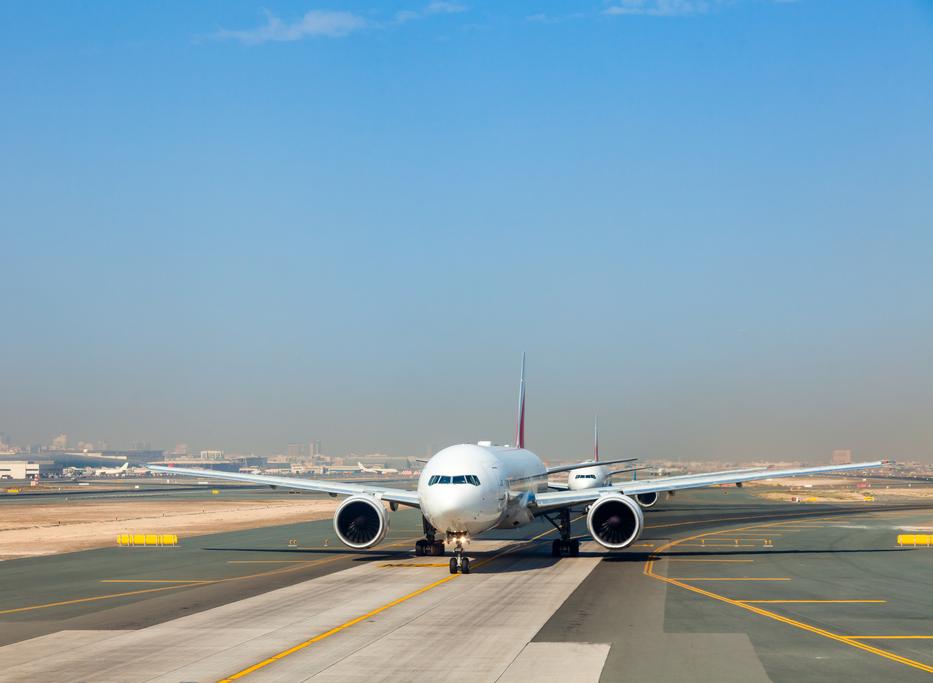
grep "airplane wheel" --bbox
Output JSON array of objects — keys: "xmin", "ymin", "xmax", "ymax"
[
  {"xmin": 449, "ymin": 558, "xmax": 458, "ymax": 574},
  {"xmin": 461, "ymin": 557, "xmax": 470, "ymax": 574},
  {"xmin": 433, "ymin": 541, "xmax": 445, "ymax": 556},
  {"xmin": 551, "ymin": 540, "xmax": 561, "ymax": 557},
  {"xmin": 570, "ymin": 539, "xmax": 580, "ymax": 557},
  {"xmin": 415, "ymin": 540, "xmax": 426, "ymax": 556}
]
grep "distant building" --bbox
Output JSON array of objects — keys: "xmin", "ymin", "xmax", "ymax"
[
  {"xmin": 200, "ymin": 450, "xmax": 225, "ymax": 460},
  {"xmin": 286, "ymin": 443, "xmax": 307, "ymax": 460},
  {"xmin": 832, "ymin": 449, "xmax": 852, "ymax": 465},
  {"xmin": 0, "ymin": 461, "xmax": 40, "ymax": 479},
  {"xmin": 172, "ymin": 443, "xmax": 189, "ymax": 456},
  {"xmin": 310, "ymin": 441, "xmax": 321, "ymax": 457},
  {"xmin": 51, "ymin": 433, "xmax": 68, "ymax": 450}
]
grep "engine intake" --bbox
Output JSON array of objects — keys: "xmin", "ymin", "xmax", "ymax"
[
  {"xmin": 587, "ymin": 494, "xmax": 644, "ymax": 549},
  {"xmin": 334, "ymin": 495, "xmax": 389, "ymax": 549},
  {"xmin": 635, "ymin": 491, "xmax": 660, "ymax": 508}
]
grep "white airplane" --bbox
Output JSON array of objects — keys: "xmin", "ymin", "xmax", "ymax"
[
  {"xmin": 91, "ymin": 461, "xmax": 129, "ymax": 477},
  {"xmin": 149, "ymin": 355, "xmax": 888, "ymax": 574},
  {"xmin": 549, "ymin": 416, "xmax": 642, "ymax": 492},
  {"xmin": 358, "ymin": 462, "xmax": 399, "ymax": 475}
]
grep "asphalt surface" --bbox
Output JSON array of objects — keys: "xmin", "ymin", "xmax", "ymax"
[{"xmin": 0, "ymin": 487, "xmax": 931, "ymax": 681}]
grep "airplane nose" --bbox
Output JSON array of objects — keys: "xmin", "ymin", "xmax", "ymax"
[{"xmin": 424, "ymin": 486, "xmax": 495, "ymax": 533}]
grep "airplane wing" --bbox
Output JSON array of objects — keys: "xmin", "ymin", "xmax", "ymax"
[
  {"xmin": 531, "ymin": 460, "xmax": 888, "ymax": 514},
  {"xmin": 605, "ymin": 465, "xmax": 651, "ymax": 477},
  {"xmin": 544, "ymin": 457, "xmax": 637, "ymax": 475},
  {"xmin": 147, "ymin": 465, "xmax": 421, "ymax": 507}
]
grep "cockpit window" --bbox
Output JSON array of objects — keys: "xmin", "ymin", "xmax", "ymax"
[
  {"xmin": 574, "ymin": 474, "xmax": 597, "ymax": 479},
  {"xmin": 428, "ymin": 474, "xmax": 481, "ymax": 486}
]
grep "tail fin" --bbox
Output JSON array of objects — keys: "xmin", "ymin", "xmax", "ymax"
[
  {"xmin": 594, "ymin": 415, "xmax": 599, "ymax": 463},
  {"xmin": 515, "ymin": 353, "xmax": 526, "ymax": 449}
]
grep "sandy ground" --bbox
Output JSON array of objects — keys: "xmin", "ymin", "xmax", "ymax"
[
  {"xmin": 0, "ymin": 498, "xmax": 340, "ymax": 560},
  {"xmin": 749, "ymin": 479, "xmax": 933, "ymax": 504}
]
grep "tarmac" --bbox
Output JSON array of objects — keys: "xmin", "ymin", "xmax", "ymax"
[{"xmin": 0, "ymin": 487, "xmax": 931, "ymax": 681}]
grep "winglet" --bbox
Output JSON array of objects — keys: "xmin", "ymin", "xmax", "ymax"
[
  {"xmin": 594, "ymin": 415, "xmax": 599, "ymax": 463},
  {"xmin": 515, "ymin": 353, "xmax": 526, "ymax": 449}
]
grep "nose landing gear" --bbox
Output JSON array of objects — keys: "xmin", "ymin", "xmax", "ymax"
[{"xmin": 447, "ymin": 533, "xmax": 470, "ymax": 574}]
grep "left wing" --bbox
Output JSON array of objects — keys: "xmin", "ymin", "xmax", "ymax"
[
  {"xmin": 147, "ymin": 465, "xmax": 421, "ymax": 507},
  {"xmin": 531, "ymin": 460, "xmax": 888, "ymax": 514}
]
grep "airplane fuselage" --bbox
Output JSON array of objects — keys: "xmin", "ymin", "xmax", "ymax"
[
  {"xmin": 566, "ymin": 463, "xmax": 611, "ymax": 490},
  {"xmin": 418, "ymin": 443, "xmax": 547, "ymax": 537}
]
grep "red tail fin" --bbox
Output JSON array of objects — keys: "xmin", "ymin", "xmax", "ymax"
[{"xmin": 515, "ymin": 353, "xmax": 526, "ymax": 449}]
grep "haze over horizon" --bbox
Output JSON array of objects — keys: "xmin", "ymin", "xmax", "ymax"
[{"xmin": 2, "ymin": 1, "xmax": 932, "ymax": 463}]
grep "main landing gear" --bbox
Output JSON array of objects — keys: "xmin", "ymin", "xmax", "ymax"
[
  {"xmin": 448, "ymin": 534, "xmax": 470, "ymax": 574},
  {"xmin": 546, "ymin": 508, "xmax": 580, "ymax": 558},
  {"xmin": 415, "ymin": 516, "xmax": 445, "ymax": 557}
]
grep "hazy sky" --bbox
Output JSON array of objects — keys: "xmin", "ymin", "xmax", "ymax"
[{"xmin": 2, "ymin": 1, "xmax": 932, "ymax": 463}]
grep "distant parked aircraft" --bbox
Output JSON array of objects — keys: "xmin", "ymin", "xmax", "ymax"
[
  {"xmin": 91, "ymin": 462, "xmax": 129, "ymax": 477},
  {"xmin": 358, "ymin": 462, "xmax": 399, "ymax": 475}
]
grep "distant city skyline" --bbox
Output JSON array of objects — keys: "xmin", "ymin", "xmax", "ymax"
[{"xmin": 2, "ymin": 1, "xmax": 932, "ymax": 463}]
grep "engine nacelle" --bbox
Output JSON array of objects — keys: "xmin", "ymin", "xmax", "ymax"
[
  {"xmin": 334, "ymin": 495, "xmax": 389, "ymax": 549},
  {"xmin": 586, "ymin": 494, "xmax": 645, "ymax": 549},
  {"xmin": 635, "ymin": 491, "xmax": 661, "ymax": 508}
]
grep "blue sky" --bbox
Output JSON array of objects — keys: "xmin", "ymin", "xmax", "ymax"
[{"xmin": 2, "ymin": 1, "xmax": 932, "ymax": 462}]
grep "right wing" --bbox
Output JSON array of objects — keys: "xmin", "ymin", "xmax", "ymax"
[
  {"xmin": 147, "ymin": 465, "xmax": 421, "ymax": 507},
  {"xmin": 531, "ymin": 460, "xmax": 887, "ymax": 514}
]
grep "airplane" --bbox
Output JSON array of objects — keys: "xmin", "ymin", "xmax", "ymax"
[
  {"xmin": 548, "ymin": 416, "xmax": 645, "ymax": 492},
  {"xmin": 91, "ymin": 461, "xmax": 129, "ymax": 477},
  {"xmin": 358, "ymin": 462, "xmax": 399, "ymax": 475},
  {"xmin": 149, "ymin": 355, "xmax": 888, "ymax": 575}
]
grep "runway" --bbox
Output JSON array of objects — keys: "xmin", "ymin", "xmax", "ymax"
[{"xmin": 1, "ymin": 489, "xmax": 932, "ymax": 681}]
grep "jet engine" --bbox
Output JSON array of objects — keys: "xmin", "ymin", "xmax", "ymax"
[
  {"xmin": 634, "ymin": 491, "xmax": 661, "ymax": 509},
  {"xmin": 334, "ymin": 495, "xmax": 389, "ymax": 549},
  {"xmin": 586, "ymin": 494, "xmax": 644, "ymax": 549}
]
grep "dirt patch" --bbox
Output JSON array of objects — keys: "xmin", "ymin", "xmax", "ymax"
[{"xmin": 0, "ymin": 498, "xmax": 340, "ymax": 560}]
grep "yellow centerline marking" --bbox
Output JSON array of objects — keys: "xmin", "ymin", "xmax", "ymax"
[
  {"xmin": 740, "ymin": 600, "xmax": 886, "ymax": 604},
  {"xmin": 218, "ymin": 516, "xmax": 585, "ymax": 682},
  {"xmin": 219, "ymin": 573, "xmax": 461, "ymax": 682},
  {"xmin": 669, "ymin": 577, "xmax": 791, "ymax": 581},
  {"xmin": 644, "ymin": 513, "xmax": 933, "ymax": 675},
  {"xmin": 846, "ymin": 636, "xmax": 933, "ymax": 639}
]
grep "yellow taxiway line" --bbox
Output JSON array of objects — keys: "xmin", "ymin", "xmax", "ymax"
[
  {"xmin": 740, "ymin": 600, "xmax": 886, "ymax": 604},
  {"xmin": 644, "ymin": 515, "xmax": 933, "ymax": 675},
  {"xmin": 218, "ymin": 517, "xmax": 585, "ymax": 682},
  {"xmin": 0, "ymin": 535, "xmax": 421, "ymax": 616}
]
